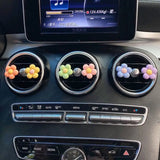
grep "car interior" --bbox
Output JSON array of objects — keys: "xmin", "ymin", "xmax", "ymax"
[{"xmin": 0, "ymin": 0, "xmax": 160, "ymax": 160}]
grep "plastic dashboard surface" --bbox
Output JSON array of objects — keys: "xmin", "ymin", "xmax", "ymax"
[{"xmin": 0, "ymin": 44, "xmax": 160, "ymax": 160}]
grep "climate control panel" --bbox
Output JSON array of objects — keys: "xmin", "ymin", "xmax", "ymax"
[
  {"xmin": 14, "ymin": 137, "xmax": 141, "ymax": 160},
  {"xmin": 12, "ymin": 103, "xmax": 148, "ymax": 126}
]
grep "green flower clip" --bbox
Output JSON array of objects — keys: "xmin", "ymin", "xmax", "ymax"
[{"xmin": 59, "ymin": 64, "xmax": 73, "ymax": 79}]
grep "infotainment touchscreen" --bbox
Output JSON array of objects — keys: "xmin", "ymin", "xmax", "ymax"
[
  {"xmin": 23, "ymin": 0, "xmax": 137, "ymax": 41},
  {"xmin": 40, "ymin": 0, "xmax": 119, "ymax": 33}
]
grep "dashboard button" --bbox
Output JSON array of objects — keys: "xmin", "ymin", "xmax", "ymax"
[
  {"xmin": 101, "ymin": 107, "xmax": 110, "ymax": 112},
  {"xmin": 65, "ymin": 113, "xmax": 87, "ymax": 122},
  {"xmin": 89, "ymin": 114, "xmax": 110, "ymax": 123},
  {"xmin": 26, "ymin": 105, "xmax": 34, "ymax": 110},
  {"xmin": 111, "ymin": 107, "xmax": 120, "ymax": 112},
  {"xmin": 91, "ymin": 106, "xmax": 101, "ymax": 111},
  {"xmin": 35, "ymin": 105, "xmax": 43, "ymax": 110},
  {"xmin": 30, "ymin": 144, "xmax": 44, "ymax": 155},
  {"xmin": 46, "ymin": 146, "xmax": 59, "ymax": 155},
  {"xmin": 21, "ymin": 146, "xmax": 30, "ymax": 152},
  {"xmin": 14, "ymin": 113, "xmax": 63, "ymax": 121},
  {"xmin": 110, "ymin": 115, "xmax": 121, "ymax": 123},
  {"xmin": 16, "ymin": 138, "xmax": 30, "ymax": 143},
  {"xmin": 130, "ymin": 116, "xmax": 143, "ymax": 124},
  {"xmin": 33, "ymin": 146, "xmax": 43, "ymax": 154},
  {"xmin": 120, "ymin": 115, "xmax": 131, "ymax": 124},
  {"xmin": 54, "ymin": 105, "xmax": 63, "ymax": 110},
  {"xmin": 120, "ymin": 149, "xmax": 136, "ymax": 157},
  {"xmin": 107, "ymin": 148, "xmax": 120, "ymax": 156},
  {"xmin": 43, "ymin": 105, "xmax": 53, "ymax": 110},
  {"xmin": 15, "ymin": 113, "xmax": 33, "ymax": 121},
  {"xmin": 41, "ymin": 113, "xmax": 63, "ymax": 121},
  {"xmin": 17, "ymin": 144, "xmax": 31, "ymax": 153},
  {"xmin": 89, "ymin": 114, "xmax": 100, "ymax": 122},
  {"xmin": 32, "ymin": 113, "xmax": 42, "ymax": 120}
]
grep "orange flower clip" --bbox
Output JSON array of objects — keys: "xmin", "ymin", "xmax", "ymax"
[{"xmin": 5, "ymin": 65, "xmax": 19, "ymax": 79}]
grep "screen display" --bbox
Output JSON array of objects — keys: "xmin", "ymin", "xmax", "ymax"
[{"xmin": 40, "ymin": 0, "xmax": 119, "ymax": 33}]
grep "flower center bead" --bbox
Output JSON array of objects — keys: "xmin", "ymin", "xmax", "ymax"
[
  {"xmin": 29, "ymin": 69, "xmax": 35, "ymax": 75},
  {"xmin": 147, "ymin": 69, "xmax": 153, "ymax": 75},
  {"xmin": 121, "ymin": 68, "xmax": 127, "ymax": 74},
  {"xmin": 86, "ymin": 68, "xmax": 92, "ymax": 74},
  {"xmin": 63, "ymin": 68, "xmax": 68, "ymax": 73},
  {"xmin": 8, "ymin": 69, "xmax": 13, "ymax": 74}
]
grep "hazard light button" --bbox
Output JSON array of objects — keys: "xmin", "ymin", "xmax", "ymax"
[
  {"xmin": 120, "ymin": 149, "xmax": 136, "ymax": 157},
  {"xmin": 123, "ymin": 150, "xmax": 130, "ymax": 156}
]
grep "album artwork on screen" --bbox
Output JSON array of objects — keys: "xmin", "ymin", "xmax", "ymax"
[{"xmin": 40, "ymin": 0, "xmax": 119, "ymax": 33}]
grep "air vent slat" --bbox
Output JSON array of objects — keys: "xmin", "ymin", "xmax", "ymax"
[{"xmin": 120, "ymin": 82, "xmax": 150, "ymax": 84}]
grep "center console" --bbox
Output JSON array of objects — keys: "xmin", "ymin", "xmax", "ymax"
[
  {"xmin": 14, "ymin": 137, "xmax": 140, "ymax": 160},
  {"xmin": 1, "ymin": 42, "xmax": 159, "ymax": 160},
  {"xmin": 1, "ymin": 44, "xmax": 158, "ymax": 160}
]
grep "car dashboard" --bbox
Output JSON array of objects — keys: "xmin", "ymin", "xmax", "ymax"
[{"xmin": 0, "ymin": 0, "xmax": 160, "ymax": 160}]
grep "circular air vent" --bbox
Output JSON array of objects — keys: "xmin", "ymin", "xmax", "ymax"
[
  {"xmin": 112, "ymin": 52, "xmax": 158, "ymax": 97},
  {"xmin": 56, "ymin": 51, "xmax": 100, "ymax": 95},
  {"xmin": 5, "ymin": 52, "xmax": 45, "ymax": 94}
]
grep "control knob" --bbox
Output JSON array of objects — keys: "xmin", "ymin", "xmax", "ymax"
[{"xmin": 61, "ymin": 148, "xmax": 86, "ymax": 160}]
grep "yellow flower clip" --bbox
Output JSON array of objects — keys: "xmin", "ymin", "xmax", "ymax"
[{"xmin": 25, "ymin": 64, "xmax": 40, "ymax": 79}]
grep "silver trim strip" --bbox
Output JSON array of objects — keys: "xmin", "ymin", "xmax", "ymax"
[
  {"xmin": 13, "ymin": 136, "xmax": 141, "ymax": 160},
  {"xmin": 136, "ymin": 31, "xmax": 160, "ymax": 40},
  {"xmin": 11, "ymin": 102, "xmax": 148, "ymax": 126},
  {"xmin": 112, "ymin": 51, "xmax": 158, "ymax": 97},
  {"xmin": 56, "ymin": 51, "xmax": 100, "ymax": 95},
  {"xmin": 5, "ymin": 52, "xmax": 45, "ymax": 94}
]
